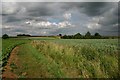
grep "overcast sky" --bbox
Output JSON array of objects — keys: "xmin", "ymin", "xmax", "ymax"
[{"xmin": 1, "ymin": 2, "xmax": 118, "ymax": 36}]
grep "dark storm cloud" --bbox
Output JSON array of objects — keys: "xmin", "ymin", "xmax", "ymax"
[
  {"xmin": 2, "ymin": 2, "xmax": 118, "ymax": 18},
  {"xmin": 27, "ymin": 5, "xmax": 54, "ymax": 17},
  {"xmin": 77, "ymin": 2, "xmax": 109, "ymax": 16},
  {"xmin": 3, "ymin": 16, "xmax": 22, "ymax": 23},
  {"xmin": 96, "ymin": 2, "xmax": 118, "ymax": 36},
  {"xmin": 1, "ymin": 2, "xmax": 118, "ymax": 36},
  {"xmin": 1, "ymin": 2, "xmax": 62, "ymax": 23},
  {"xmin": 58, "ymin": 2, "xmax": 112, "ymax": 16},
  {"xmin": 78, "ymin": 2, "xmax": 118, "ymax": 36},
  {"xmin": 2, "ymin": 2, "xmax": 116, "ymax": 21},
  {"xmin": 17, "ymin": 2, "xmax": 64, "ymax": 17},
  {"xmin": 98, "ymin": 3, "xmax": 118, "ymax": 25},
  {"xmin": 72, "ymin": 2, "xmax": 118, "ymax": 30}
]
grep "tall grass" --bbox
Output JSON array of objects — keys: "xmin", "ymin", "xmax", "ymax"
[{"xmin": 31, "ymin": 40, "xmax": 118, "ymax": 78}]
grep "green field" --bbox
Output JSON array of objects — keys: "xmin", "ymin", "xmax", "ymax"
[
  {"xmin": 1, "ymin": 37, "xmax": 119, "ymax": 78},
  {"xmin": 1, "ymin": 38, "xmax": 30, "ymax": 66}
]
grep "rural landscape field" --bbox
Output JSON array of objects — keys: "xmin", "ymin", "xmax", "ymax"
[
  {"xmin": 1, "ymin": 37, "xmax": 119, "ymax": 78},
  {"xmin": 1, "ymin": 1, "xmax": 119, "ymax": 79}
]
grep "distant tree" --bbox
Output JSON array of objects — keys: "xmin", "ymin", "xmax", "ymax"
[
  {"xmin": 93, "ymin": 33, "xmax": 101, "ymax": 39},
  {"xmin": 2, "ymin": 34, "xmax": 9, "ymax": 39},
  {"xmin": 62, "ymin": 35, "xmax": 67, "ymax": 39},
  {"xmin": 85, "ymin": 31, "xmax": 91, "ymax": 39},
  {"xmin": 17, "ymin": 34, "xmax": 31, "ymax": 37},
  {"xmin": 74, "ymin": 33, "xmax": 82, "ymax": 39},
  {"xmin": 59, "ymin": 34, "xmax": 62, "ymax": 36},
  {"xmin": 67, "ymin": 35, "xmax": 73, "ymax": 39},
  {"xmin": 61, "ymin": 31, "xmax": 106, "ymax": 39},
  {"xmin": 94, "ymin": 33, "xmax": 101, "ymax": 36}
]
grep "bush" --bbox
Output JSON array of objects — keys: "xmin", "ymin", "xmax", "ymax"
[{"xmin": 2, "ymin": 34, "xmax": 9, "ymax": 39}]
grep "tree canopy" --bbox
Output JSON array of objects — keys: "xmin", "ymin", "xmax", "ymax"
[
  {"xmin": 74, "ymin": 33, "xmax": 82, "ymax": 39},
  {"xmin": 2, "ymin": 34, "xmax": 9, "ymax": 39},
  {"xmin": 61, "ymin": 31, "xmax": 112, "ymax": 39},
  {"xmin": 85, "ymin": 31, "xmax": 91, "ymax": 39}
]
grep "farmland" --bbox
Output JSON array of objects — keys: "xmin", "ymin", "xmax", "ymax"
[
  {"xmin": 1, "ymin": 38, "xmax": 30, "ymax": 66},
  {"xmin": 1, "ymin": 37, "xmax": 119, "ymax": 78}
]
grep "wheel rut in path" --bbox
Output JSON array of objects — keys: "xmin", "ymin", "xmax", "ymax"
[{"xmin": 2, "ymin": 46, "xmax": 20, "ymax": 79}]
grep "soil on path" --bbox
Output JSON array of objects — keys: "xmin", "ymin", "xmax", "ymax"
[{"xmin": 2, "ymin": 46, "xmax": 20, "ymax": 79}]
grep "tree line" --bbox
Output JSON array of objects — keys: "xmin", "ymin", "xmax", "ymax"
[
  {"xmin": 2, "ymin": 34, "xmax": 31, "ymax": 39},
  {"xmin": 60, "ymin": 31, "xmax": 118, "ymax": 39},
  {"xmin": 2, "ymin": 32, "xmax": 119, "ymax": 39}
]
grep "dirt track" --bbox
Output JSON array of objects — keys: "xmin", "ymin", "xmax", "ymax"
[{"xmin": 2, "ymin": 46, "xmax": 20, "ymax": 79}]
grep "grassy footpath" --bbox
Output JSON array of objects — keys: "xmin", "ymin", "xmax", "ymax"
[{"xmin": 14, "ymin": 43, "xmax": 65, "ymax": 78}]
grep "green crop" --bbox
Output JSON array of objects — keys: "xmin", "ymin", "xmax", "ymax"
[{"xmin": 1, "ymin": 38, "xmax": 118, "ymax": 78}]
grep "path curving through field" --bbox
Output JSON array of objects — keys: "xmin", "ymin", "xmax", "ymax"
[
  {"xmin": 2, "ymin": 46, "xmax": 20, "ymax": 78},
  {"xmin": 2, "ymin": 43, "xmax": 62, "ymax": 78}
]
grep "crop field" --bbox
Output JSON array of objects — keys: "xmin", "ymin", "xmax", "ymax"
[
  {"xmin": 1, "ymin": 38, "xmax": 30, "ymax": 66},
  {"xmin": 1, "ymin": 38, "xmax": 119, "ymax": 78}
]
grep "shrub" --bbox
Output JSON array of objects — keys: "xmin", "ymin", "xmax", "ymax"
[{"xmin": 2, "ymin": 34, "xmax": 9, "ymax": 39}]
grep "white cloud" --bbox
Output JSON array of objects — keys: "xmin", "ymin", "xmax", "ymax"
[
  {"xmin": 43, "ymin": 31, "xmax": 47, "ymax": 34},
  {"xmin": 4, "ymin": 25, "xmax": 11, "ymax": 29},
  {"xmin": 63, "ymin": 13, "xmax": 71, "ymax": 20},
  {"xmin": 2, "ymin": 25, "xmax": 14, "ymax": 29},
  {"xmin": 25, "ymin": 21, "xmax": 31, "ymax": 24},
  {"xmin": 87, "ymin": 23, "xmax": 101, "ymax": 30},
  {"xmin": 25, "ymin": 20, "xmax": 74, "ymax": 29},
  {"xmin": 53, "ymin": 22, "xmax": 58, "ymax": 26},
  {"xmin": 2, "ymin": 2, "xmax": 18, "ymax": 14},
  {"xmin": 58, "ymin": 21, "xmax": 72, "ymax": 28},
  {"xmin": 87, "ymin": 17, "xmax": 101, "ymax": 30},
  {"xmin": 37, "ymin": 21, "xmax": 52, "ymax": 27}
]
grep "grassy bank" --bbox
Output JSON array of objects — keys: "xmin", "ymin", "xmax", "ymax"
[{"xmin": 31, "ymin": 39, "xmax": 118, "ymax": 78}]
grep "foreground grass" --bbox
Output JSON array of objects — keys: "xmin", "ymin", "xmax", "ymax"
[
  {"xmin": 2, "ymin": 38, "xmax": 119, "ymax": 78},
  {"xmin": 31, "ymin": 39, "xmax": 118, "ymax": 78}
]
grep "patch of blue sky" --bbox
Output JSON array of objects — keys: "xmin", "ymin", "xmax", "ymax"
[
  {"xmin": 47, "ymin": 17, "xmax": 64, "ymax": 23},
  {"xmin": 71, "ymin": 12, "xmax": 91, "ymax": 24}
]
